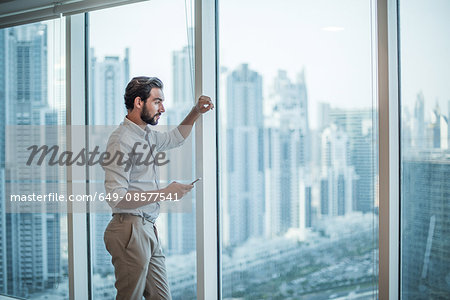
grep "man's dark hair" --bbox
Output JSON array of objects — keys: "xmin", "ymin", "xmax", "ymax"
[{"xmin": 124, "ymin": 76, "xmax": 164, "ymax": 110}]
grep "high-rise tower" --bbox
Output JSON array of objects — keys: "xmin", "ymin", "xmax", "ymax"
[
  {"xmin": 265, "ymin": 70, "xmax": 311, "ymax": 237},
  {"xmin": 90, "ymin": 48, "xmax": 129, "ymax": 126},
  {"xmin": 225, "ymin": 64, "xmax": 264, "ymax": 245}
]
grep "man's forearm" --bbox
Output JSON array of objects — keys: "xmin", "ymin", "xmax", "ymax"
[{"xmin": 178, "ymin": 106, "xmax": 200, "ymax": 139}]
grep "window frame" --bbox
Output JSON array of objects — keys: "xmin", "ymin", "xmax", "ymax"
[
  {"xmin": 65, "ymin": 13, "xmax": 90, "ymax": 300},
  {"xmin": 377, "ymin": 0, "xmax": 401, "ymax": 299},
  {"xmin": 193, "ymin": 0, "xmax": 220, "ymax": 299}
]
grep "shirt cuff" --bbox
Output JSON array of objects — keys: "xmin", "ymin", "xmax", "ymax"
[{"xmin": 174, "ymin": 127, "xmax": 186, "ymax": 145}]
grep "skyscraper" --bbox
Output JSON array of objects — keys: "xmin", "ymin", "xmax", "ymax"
[
  {"xmin": 327, "ymin": 108, "xmax": 375, "ymax": 213},
  {"xmin": 225, "ymin": 64, "xmax": 264, "ymax": 246},
  {"xmin": 265, "ymin": 70, "xmax": 310, "ymax": 237},
  {"xmin": 412, "ymin": 92, "xmax": 425, "ymax": 148},
  {"xmin": 90, "ymin": 48, "xmax": 129, "ymax": 126},
  {"xmin": 172, "ymin": 44, "xmax": 194, "ymax": 107},
  {"xmin": 270, "ymin": 70, "xmax": 310, "ymax": 139},
  {"xmin": 401, "ymin": 158, "xmax": 450, "ymax": 299},
  {"xmin": 402, "ymin": 106, "xmax": 413, "ymax": 152},
  {"xmin": 429, "ymin": 103, "xmax": 448, "ymax": 150},
  {"xmin": 264, "ymin": 127, "xmax": 299, "ymax": 235},
  {"xmin": 319, "ymin": 124, "xmax": 356, "ymax": 216}
]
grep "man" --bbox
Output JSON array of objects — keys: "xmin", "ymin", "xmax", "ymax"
[{"xmin": 103, "ymin": 76, "xmax": 213, "ymax": 300}]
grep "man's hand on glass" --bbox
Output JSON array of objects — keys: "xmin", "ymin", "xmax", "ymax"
[{"xmin": 194, "ymin": 95, "xmax": 214, "ymax": 114}]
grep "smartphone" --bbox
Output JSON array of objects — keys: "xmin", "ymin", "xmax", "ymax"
[{"xmin": 190, "ymin": 178, "xmax": 201, "ymax": 185}]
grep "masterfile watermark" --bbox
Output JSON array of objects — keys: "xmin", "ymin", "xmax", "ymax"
[
  {"xmin": 10, "ymin": 192, "xmax": 180, "ymax": 203},
  {"xmin": 26, "ymin": 142, "xmax": 170, "ymax": 172}
]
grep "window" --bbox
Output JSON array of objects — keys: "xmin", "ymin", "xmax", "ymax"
[
  {"xmin": 87, "ymin": 1, "xmax": 196, "ymax": 298},
  {"xmin": 399, "ymin": 0, "xmax": 450, "ymax": 298},
  {"xmin": 218, "ymin": 0, "xmax": 378, "ymax": 298},
  {"xmin": 0, "ymin": 19, "xmax": 68, "ymax": 299}
]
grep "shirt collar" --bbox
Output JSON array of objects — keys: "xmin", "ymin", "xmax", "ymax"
[{"xmin": 123, "ymin": 116, "xmax": 151, "ymax": 138}]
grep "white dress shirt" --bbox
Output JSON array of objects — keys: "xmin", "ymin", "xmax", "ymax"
[{"xmin": 103, "ymin": 117, "xmax": 186, "ymax": 222}]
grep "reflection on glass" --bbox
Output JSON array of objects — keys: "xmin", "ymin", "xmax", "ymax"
[
  {"xmin": 400, "ymin": 0, "xmax": 450, "ymax": 299},
  {"xmin": 0, "ymin": 20, "xmax": 68, "ymax": 299},
  {"xmin": 219, "ymin": 0, "xmax": 378, "ymax": 299},
  {"xmin": 88, "ymin": 1, "xmax": 196, "ymax": 299}
]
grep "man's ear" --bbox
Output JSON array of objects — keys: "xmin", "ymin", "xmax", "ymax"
[{"xmin": 134, "ymin": 97, "xmax": 142, "ymax": 109}]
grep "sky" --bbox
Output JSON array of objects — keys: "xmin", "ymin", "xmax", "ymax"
[
  {"xmin": 85, "ymin": 0, "xmax": 449, "ymax": 127},
  {"xmin": 399, "ymin": 0, "xmax": 450, "ymax": 120},
  {"xmin": 89, "ymin": 0, "xmax": 191, "ymax": 104}
]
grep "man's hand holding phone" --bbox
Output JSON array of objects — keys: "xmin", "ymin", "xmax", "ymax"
[
  {"xmin": 164, "ymin": 181, "xmax": 193, "ymax": 200},
  {"xmin": 162, "ymin": 178, "xmax": 201, "ymax": 201}
]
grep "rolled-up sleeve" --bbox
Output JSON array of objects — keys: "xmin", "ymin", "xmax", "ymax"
[
  {"xmin": 152, "ymin": 127, "xmax": 186, "ymax": 152},
  {"xmin": 102, "ymin": 135, "xmax": 132, "ymax": 208}
]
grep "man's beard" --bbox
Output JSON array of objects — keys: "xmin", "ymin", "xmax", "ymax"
[{"xmin": 141, "ymin": 106, "xmax": 161, "ymax": 125}]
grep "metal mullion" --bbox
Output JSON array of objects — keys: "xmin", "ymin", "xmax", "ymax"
[
  {"xmin": 377, "ymin": 0, "xmax": 400, "ymax": 299},
  {"xmin": 66, "ymin": 13, "xmax": 89, "ymax": 300},
  {"xmin": 195, "ymin": 0, "xmax": 219, "ymax": 299}
]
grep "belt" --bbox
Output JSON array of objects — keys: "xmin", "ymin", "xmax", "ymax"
[{"xmin": 112, "ymin": 213, "xmax": 155, "ymax": 224}]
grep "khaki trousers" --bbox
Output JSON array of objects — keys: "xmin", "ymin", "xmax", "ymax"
[{"xmin": 104, "ymin": 214, "xmax": 171, "ymax": 300}]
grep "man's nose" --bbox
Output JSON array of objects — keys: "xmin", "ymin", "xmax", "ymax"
[{"xmin": 159, "ymin": 104, "xmax": 165, "ymax": 113}]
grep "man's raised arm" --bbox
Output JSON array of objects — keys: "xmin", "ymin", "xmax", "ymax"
[{"xmin": 177, "ymin": 95, "xmax": 214, "ymax": 139}]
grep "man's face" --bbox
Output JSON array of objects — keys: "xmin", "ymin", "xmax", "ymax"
[{"xmin": 141, "ymin": 88, "xmax": 165, "ymax": 125}]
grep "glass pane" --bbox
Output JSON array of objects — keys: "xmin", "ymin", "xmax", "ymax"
[
  {"xmin": 88, "ymin": 1, "xmax": 196, "ymax": 299},
  {"xmin": 0, "ymin": 19, "xmax": 68, "ymax": 298},
  {"xmin": 399, "ymin": 0, "xmax": 450, "ymax": 298},
  {"xmin": 218, "ymin": 0, "xmax": 379, "ymax": 299}
]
